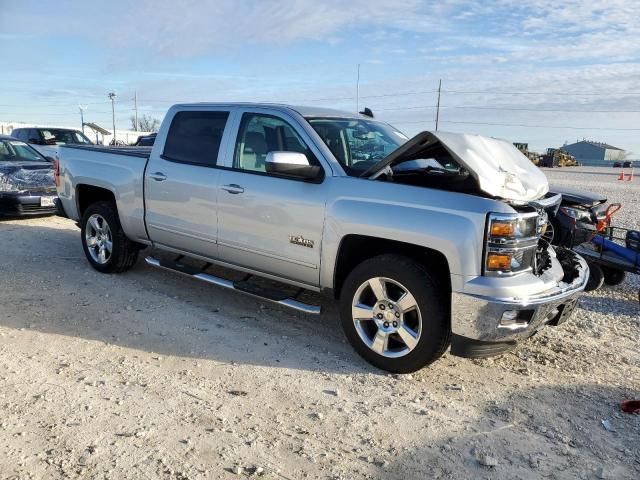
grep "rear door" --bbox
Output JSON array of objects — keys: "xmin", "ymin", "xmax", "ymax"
[
  {"xmin": 144, "ymin": 108, "xmax": 234, "ymax": 258},
  {"xmin": 216, "ymin": 109, "xmax": 328, "ymax": 287}
]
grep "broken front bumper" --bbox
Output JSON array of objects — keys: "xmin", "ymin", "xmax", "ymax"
[{"xmin": 450, "ymin": 250, "xmax": 588, "ymax": 358}]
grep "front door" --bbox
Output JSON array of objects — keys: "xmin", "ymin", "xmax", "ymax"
[
  {"xmin": 216, "ymin": 112, "xmax": 327, "ymax": 287},
  {"xmin": 144, "ymin": 109, "xmax": 232, "ymax": 258}
]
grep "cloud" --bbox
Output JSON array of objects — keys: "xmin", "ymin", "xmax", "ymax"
[
  {"xmin": 2, "ymin": 0, "xmax": 639, "ymax": 64},
  {"xmin": 2, "ymin": 0, "xmax": 640, "ymax": 154}
]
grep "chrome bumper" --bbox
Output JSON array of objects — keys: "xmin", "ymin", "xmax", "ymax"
[{"xmin": 451, "ymin": 252, "xmax": 588, "ymax": 344}]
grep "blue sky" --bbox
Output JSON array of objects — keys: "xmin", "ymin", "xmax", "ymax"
[{"xmin": 1, "ymin": 0, "xmax": 640, "ymax": 155}]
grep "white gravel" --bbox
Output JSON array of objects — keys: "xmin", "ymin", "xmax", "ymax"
[{"xmin": 0, "ymin": 166, "xmax": 638, "ymax": 479}]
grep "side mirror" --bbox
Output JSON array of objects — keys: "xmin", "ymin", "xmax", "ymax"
[{"xmin": 265, "ymin": 151, "xmax": 322, "ymax": 181}]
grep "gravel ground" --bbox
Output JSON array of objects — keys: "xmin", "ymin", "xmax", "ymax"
[{"xmin": 0, "ymin": 166, "xmax": 638, "ymax": 479}]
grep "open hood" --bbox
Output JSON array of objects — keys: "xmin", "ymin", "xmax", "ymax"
[{"xmin": 363, "ymin": 131, "xmax": 549, "ymax": 202}]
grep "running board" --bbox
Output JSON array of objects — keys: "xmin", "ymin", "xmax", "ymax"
[{"xmin": 144, "ymin": 256, "xmax": 321, "ymax": 315}]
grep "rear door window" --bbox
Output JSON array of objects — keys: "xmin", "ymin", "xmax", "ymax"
[{"xmin": 163, "ymin": 111, "xmax": 229, "ymax": 167}]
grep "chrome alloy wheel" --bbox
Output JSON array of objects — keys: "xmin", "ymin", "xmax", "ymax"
[
  {"xmin": 351, "ymin": 277, "xmax": 422, "ymax": 358},
  {"xmin": 85, "ymin": 214, "xmax": 113, "ymax": 265}
]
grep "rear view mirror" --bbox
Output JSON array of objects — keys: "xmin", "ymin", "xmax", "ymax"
[{"xmin": 265, "ymin": 151, "xmax": 322, "ymax": 181}]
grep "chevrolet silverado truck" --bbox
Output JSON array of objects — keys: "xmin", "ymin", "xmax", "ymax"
[{"xmin": 55, "ymin": 103, "xmax": 588, "ymax": 373}]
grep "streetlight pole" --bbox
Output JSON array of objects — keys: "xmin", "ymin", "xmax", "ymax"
[
  {"xmin": 79, "ymin": 105, "xmax": 87, "ymax": 134},
  {"xmin": 435, "ymin": 79, "xmax": 442, "ymax": 131},
  {"xmin": 133, "ymin": 91, "xmax": 138, "ymax": 132},
  {"xmin": 355, "ymin": 64, "xmax": 360, "ymax": 114},
  {"xmin": 108, "ymin": 92, "xmax": 117, "ymax": 145}
]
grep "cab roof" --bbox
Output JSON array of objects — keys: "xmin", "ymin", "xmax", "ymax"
[{"xmin": 172, "ymin": 102, "xmax": 368, "ymax": 120}]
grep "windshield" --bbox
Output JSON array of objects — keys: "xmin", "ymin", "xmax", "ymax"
[
  {"xmin": 0, "ymin": 139, "xmax": 48, "ymax": 162},
  {"xmin": 307, "ymin": 117, "xmax": 408, "ymax": 175},
  {"xmin": 40, "ymin": 129, "xmax": 93, "ymax": 145}
]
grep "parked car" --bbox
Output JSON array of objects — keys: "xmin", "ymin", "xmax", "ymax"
[
  {"xmin": 0, "ymin": 136, "xmax": 57, "ymax": 216},
  {"xmin": 613, "ymin": 162, "xmax": 622, "ymax": 168},
  {"xmin": 134, "ymin": 133, "xmax": 157, "ymax": 146},
  {"xmin": 55, "ymin": 103, "xmax": 588, "ymax": 373},
  {"xmin": 11, "ymin": 127, "xmax": 93, "ymax": 158},
  {"xmin": 623, "ymin": 161, "xmax": 632, "ymax": 168}
]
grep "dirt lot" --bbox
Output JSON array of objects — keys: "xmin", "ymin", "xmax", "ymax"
[{"xmin": 1, "ymin": 166, "xmax": 638, "ymax": 479}]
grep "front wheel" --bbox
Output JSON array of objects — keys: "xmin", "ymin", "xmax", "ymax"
[
  {"xmin": 601, "ymin": 266, "xmax": 626, "ymax": 286},
  {"xmin": 81, "ymin": 201, "xmax": 140, "ymax": 273},
  {"xmin": 585, "ymin": 262, "xmax": 604, "ymax": 292},
  {"xmin": 339, "ymin": 254, "xmax": 450, "ymax": 373}
]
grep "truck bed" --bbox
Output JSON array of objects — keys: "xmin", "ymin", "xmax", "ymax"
[
  {"xmin": 57, "ymin": 143, "xmax": 151, "ymax": 244},
  {"xmin": 62, "ymin": 144, "xmax": 152, "ymax": 158}
]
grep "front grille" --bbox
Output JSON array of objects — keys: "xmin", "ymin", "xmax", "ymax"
[{"xmin": 20, "ymin": 204, "xmax": 55, "ymax": 212}]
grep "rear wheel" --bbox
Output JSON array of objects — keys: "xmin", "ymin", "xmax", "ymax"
[
  {"xmin": 601, "ymin": 266, "xmax": 626, "ymax": 286},
  {"xmin": 81, "ymin": 201, "xmax": 140, "ymax": 273},
  {"xmin": 339, "ymin": 254, "xmax": 450, "ymax": 373}
]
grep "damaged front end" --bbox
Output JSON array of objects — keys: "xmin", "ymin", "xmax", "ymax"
[
  {"xmin": 0, "ymin": 163, "xmax": 56, "ymax": 216},
  {"xmin": 363, "ymin": 130, "xmax": 549, "ymax": 202},
  {"xmin": 366, "ymin": 131, "xmax": 591, "ymax": 357},
  {"xmin": 0, "ymin": 165, "xmax": 54, "ymax": 193}
]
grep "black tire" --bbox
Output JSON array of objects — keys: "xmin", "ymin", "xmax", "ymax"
[
  {"xmin": 339, "ymin": 254, "xmax": 450, "ymax": 373},
  {"xmin": 601, "ymin": 266, "xmax": 626, "ymax": 286},
  {"xmin": 80, "ymin": 201, "xmax": 140, "ymax": 273},
  {"xmin": 585, "ymin": 262, "xmax": 604, "ymax": 292}
]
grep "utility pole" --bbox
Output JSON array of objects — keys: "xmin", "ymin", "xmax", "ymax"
[
  {"xmin": 79, "ymin": 105, "xmax": 87, "ymax": 134},
  {"xmin": 435, "ymin": 79, "xmax": 442, "ymax": 131},
  {"xmin": 133, "ymin": 91, "xmax": 138, "ymax": 132},
  {"xmin": 108, "ymin": 92, "xmax": 117, "ymax": 144},
  {"xmin": 355, "ymin": 64, "xmax": 360, "ymax": 114}
]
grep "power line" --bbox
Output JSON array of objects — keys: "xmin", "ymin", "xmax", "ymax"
[
  {"xmin": 442, "ymin": 89, "xmax": 640, "ymax": 96},
  {"xmin": 392, "ymin": 119, "xmax": 640, "ymax": 131},
  {"xmin": 376, "ymin": 104, "xmax": 640, "ymax": 113}
]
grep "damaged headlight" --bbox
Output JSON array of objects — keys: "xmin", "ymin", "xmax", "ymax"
[
  {"xmin": 484, "ymin": 212, "xmax": 539, "ymax": 276},
  {"xmin": 558, "ymin": 206, "xmax": 591, "ymax": 223}
]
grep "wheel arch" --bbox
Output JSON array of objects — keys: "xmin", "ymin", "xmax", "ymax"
[
  {"xmin": 331, "ymin": 235, "xmax": 451, "ymax": 300},
  {"xmin": 76, "ymin": 184, "xmax": 117, "ymax": 218}
]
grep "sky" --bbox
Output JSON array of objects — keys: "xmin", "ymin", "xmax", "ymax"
[{"xmin": 1, "ymin": 0, "xmax": 640, "ymax": 156}]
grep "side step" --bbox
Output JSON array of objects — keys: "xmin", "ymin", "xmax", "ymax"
[{"xmin": 145, "ymin": 256, "xmax": 321, "ymax": 315}]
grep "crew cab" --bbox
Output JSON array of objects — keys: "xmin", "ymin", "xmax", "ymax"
[{"xmin": 55, "ymin": 103, "xmax": 588, "ymax": 373}]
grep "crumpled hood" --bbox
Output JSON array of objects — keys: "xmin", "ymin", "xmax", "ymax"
[
  {"xmin": 365, "ymin": 130, "xmax": 549, "ymax": 202},
  {"xmin": 0, "ymin": 162, "xmax": 54, "ymax": 192}
]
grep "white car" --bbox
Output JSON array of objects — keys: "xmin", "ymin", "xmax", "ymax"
[{"xmin": 11, "ymin": 127, "xmax": 93, "ymax": 158}]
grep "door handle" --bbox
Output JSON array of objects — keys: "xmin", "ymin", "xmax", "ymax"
[
  {"xmin": 221, "ymin": 184, "xmax": 244, "ymax": 194},
  {"xmin": 149, "ymin": 172, "xmax": 167, "ymax": 182}
]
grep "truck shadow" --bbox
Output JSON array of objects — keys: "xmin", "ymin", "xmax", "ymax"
[
  {"xmin": 0, "ymin": 219, "xmax": 374, "ymax": 375},
  {"xmin": 381, "ymin": 383, "xmax": 639, "ymax": 480}
]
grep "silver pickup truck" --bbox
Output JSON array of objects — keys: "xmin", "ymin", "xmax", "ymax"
[{"xmin": 55, "ymin": 103, "xmax": 588, "ymax": 373}]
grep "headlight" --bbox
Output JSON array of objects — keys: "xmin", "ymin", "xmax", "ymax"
[
  {"xmin": 559, "ymin": 206, "xmax": 591, "ymax": 222},
  {"xmin": 489, "ymin": 216, "xmax": 537, "ymax": 239},
  {"xmin": 485, "ymin": 212, "xmax": 539, "ymax": 275}
]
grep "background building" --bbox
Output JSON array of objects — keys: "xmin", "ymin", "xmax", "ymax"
[{"xmin": 560, "ymin": 140, "xmax": 626, "ymax": 166}]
